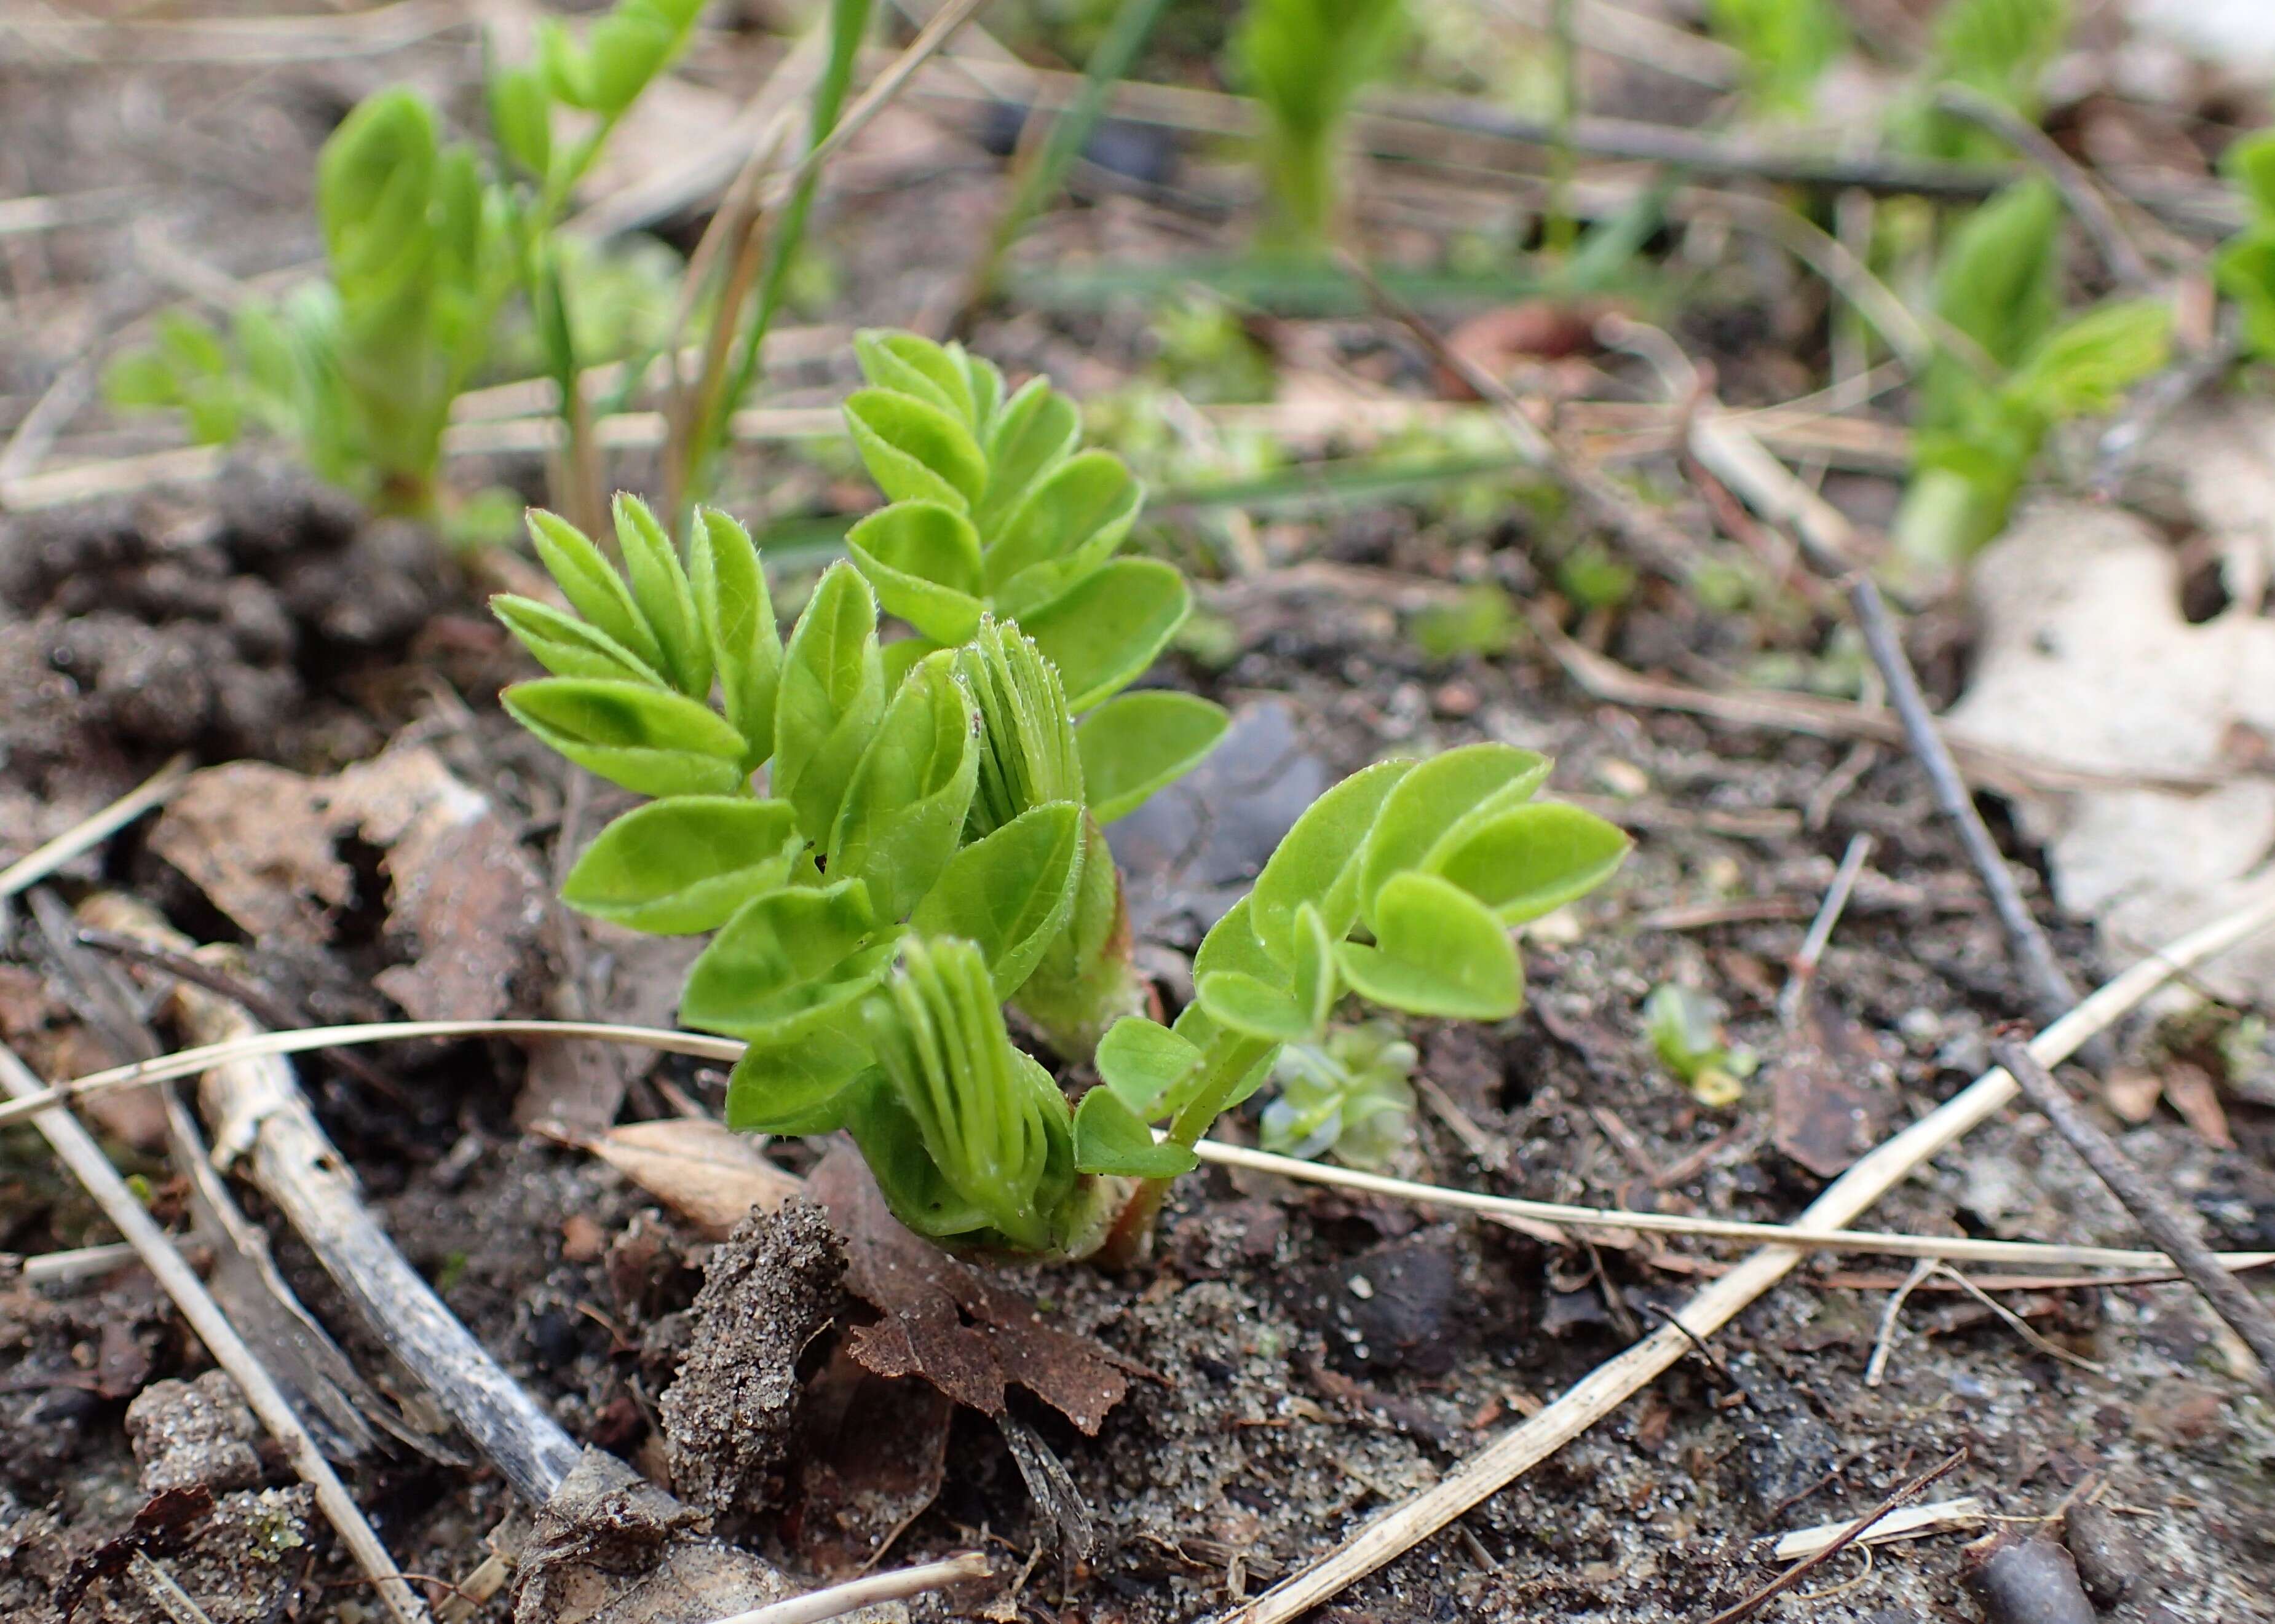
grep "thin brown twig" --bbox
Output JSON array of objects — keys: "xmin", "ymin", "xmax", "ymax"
[
  {"xmin": 1780, "ymin": 834, "xmax": 1873, "ymax": 1027},
  {"xmin": 1698, "ymin": 1449, "xmax": 1966, "ymax": 1624},
  {"xmin": 1992, "ymin": 1038, "xmax": 2275, "ymax": 1386}
]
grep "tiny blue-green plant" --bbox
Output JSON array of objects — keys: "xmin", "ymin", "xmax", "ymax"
[
  {"xmin": 496, "ymin": 329, "xmax": 1631, "ymax": 1261},
  {"xmin": 1260, "ymin": 1020, "xmax": 1417, "ymax": 1169}
]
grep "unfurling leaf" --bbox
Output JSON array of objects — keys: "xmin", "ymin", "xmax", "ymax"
[
  {"xmin": 773, "ymin": 562, "xmax": 885, "ymax": 845},
  {"xmin": 829, "ymin": 652, "xmax": 980, "ymax": 921},
  {"xmin": 909, "ymin": 802, "xmax": 1083, "ymax": 998},
  {"xmin": 689, "ymin": 507, "xmax": 782, "ymax": 766},
  {"xmin": 493, "ymin": 594, "xmax": 663, "ymax": 685},
  {"xmin": 562, "ymin": 797, "xmax": 801, "ymax": 933},
  {"xmin": 1337, "ymin": 871, "xmax": 1521, "ymax": 1020},
  {"xmin": 1075, "ymin": 692, "xmax": 1228, "ymax": 823},
  {"xmin": 502, "ymin": 677, "xmax": 749, "ymax": 797}
]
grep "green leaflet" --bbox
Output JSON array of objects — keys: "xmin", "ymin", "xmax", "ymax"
[
  {"xmin": 1338, "ymin": 872, "xmax": 1521, "ymax": 1021},
  {"xmin": 502, "ymin": 677, "xmax": 749, "ymax": 798},
  {"xmin": 909, "ymin": 802, "xmax": 1085, "ymax": 998},
  {"xmin": 722, "ymin": 1033, "xmax": 873, "ymax": 1135},
  {"xmin": 526, "ymin": 509, "xmax": 664, "ymax": 672},
  {"xmin": 492, "ymin": 594, "xmax": 663, "ymax": 685},
  {"xmin": 986, "ymin": 449, "xmax": 1142, "ymax": 613},
  {"xmin": 843, "ymin": 388, "xmax": 988, "ymax": 511},
  {"xmin": 1247, "ymin": 756, "xmax": 1415, "ymax": 968},
  {"xmin": 845, "ymin": 501, "xmax": 987, "ymax": 646},
  {"xmin": 1021, "ymin": 556, "xmax": 1190, "ymax": 711},
  {"xmin": 689, "ymin": 507, "xmax": 781, "ymax": 768},
  {"xmin": 1072, "ymin": 1086, "xmax": 1197, "ymax": 1178},
  {"xmin": 1075, "ymin": 692, "xmax": 1228, "ymax": 824},
  {"xmin": 612, "ymin": 494, "xmax": 711, "ymax": 701},
  {"xmin": 678, "ymin": 878, "xmax": 884, "ymax": 1039},
  {"xmin": 1358, "ymin": 743, "xmax": 1551, "ymax": 926},
  {"xmin": 772, "ymin": 562, "xmax": 886, "ymax": 846},
  {"xmin": 562, "ymin": 796, "xmax": 801, "ymax": 933},
  {"xmin": 855, "ymin": 328, "xmax": 976, "ymax": 420},
  {"xmin": 828, "ymin": 652, "xmax": 980, "ymax": 921},
  {"xmin": 1094, "ymin": 1015, "xmax": 1201, "ymax": 1117},
  {"xmin": 978, "ymin": 377, "xmax": 1081, "ymax": 529},
  {"xmin": 1424, "ymin": 801, "xmax": 1631, "ymax": 924},
  {"xmin": 1195, "ymin": 900, "xmax": 1334, "ymax": 1043}
]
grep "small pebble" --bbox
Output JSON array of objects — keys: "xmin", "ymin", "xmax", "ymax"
[
  {"xmin": 2063, "ymin": 1502, "xmax": 2143, "ymax": 1607},
  {"xmin": 1962, "ymin": 1534, "xmax": 2095, "ymax": 1624}
]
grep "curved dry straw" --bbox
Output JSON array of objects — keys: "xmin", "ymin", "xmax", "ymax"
[{"xmin": 7, "ymin": 1014, "xmax": 2269, "ymax": 1280}]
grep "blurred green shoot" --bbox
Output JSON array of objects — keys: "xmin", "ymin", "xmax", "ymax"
[
  {"xmin": 1893, "ymin": 0, "xmax": 2070, "ymax": 162},
  {"xmin": 2214, "ymin": 130, "xmax": 2275, "ymax": 360},
  {"xmin": 1706, "ymin": 0, "xmax": 1847, "ymax": 119},
  {"xmin": 1893, "ymin": 181, "xmax": 2169, "ymax": 570},
  {"xmin": 1232, "ymin": 0, "xmax": 1404, "ymax": 251},
  {"xmin": 1643, "ymin": 984, "xmax": 1755, "ymax": 1108}
]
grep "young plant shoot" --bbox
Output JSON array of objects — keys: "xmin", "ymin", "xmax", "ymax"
[
  {"xmin": 1892, "ymin": 181, "xmax": 2169, "ymax": 572},
  {"xmin": 1232, "ymin": 0, "xmax": 1405, "ymax": 251},
  {"xmin": 494, "ymin": 330, "xmax": 1630, "ymax": 1261},
  {"xmin": 2214, "ymin": 130, "xmax": 2275, "ymax": 360},
  {"xmin": 105, "ymin": 0, "xmax": 708, "ymax": 524}
]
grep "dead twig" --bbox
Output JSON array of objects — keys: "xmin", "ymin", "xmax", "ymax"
[
  {"xmin": 1992, "ymin": 1038, "xmax": 2275, "ymax": 1386},
  {"xmin": 1864, "ymin": 1257, "xmax": 1937, "ymax": 1387},
  {"xmin": 1700, "ymin": 1449, "xmax": 1966, "ymax": 1624},
  {"xmin": 1779, "ymin": 833, "xmax": 1873, "ymax": 1027},
  {"xmin": 1207, "ymin": 887, "xmax": 2275, "ymax": 1624},
  {"xmin": 0, "ymin": 1039, "xmax": 433, "ymax": 1624}
]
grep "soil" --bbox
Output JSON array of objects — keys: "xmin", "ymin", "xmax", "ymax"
[{"xmin": 5, "ymin": 10, "xmax": 2275, "ymax": 1624}]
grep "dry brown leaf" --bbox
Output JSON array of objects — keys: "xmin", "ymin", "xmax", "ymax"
[
  {"xmin": 148, "ymin": 744, "xmax": 546, "ymax": 1023},
  {"xmin": 796, "ymin": 1347, "xmax": 953, "ymax": 1574},
  {"xmin": 808, "ymin": 1143, "xmax": 1152, "ymax": 1436},
  {"xmin": 2162, "ymin": 1062, "xmax": 2235, "ymax": 1149},
  {"xmin": 587, "ymin": 1119, "xmax": 801, "ymax": 1239}
]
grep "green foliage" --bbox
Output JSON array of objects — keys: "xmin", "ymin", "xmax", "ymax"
[
  {"xmin": 1705, "ymin": 0, "xmax": 1846, "ymax": 118},
  {"xmin": 2215, "ymin": 131, "xmax": 2275, "ymax": 360},
  {"xmin": 498, "ymin": 333, "xmax": 1629, "ymax": 1260},
  {"xmin": 1643, "ymin": 984, "xmax": 1757, "ymax": 1107},
  {"xmin": 105, "ymin": 0, "xmax": 705, "ymax": 520},
  {"xmin": 1893, "ymin": 182, "xmax": 2170, "ymax": 569},
  {"xmin": 1260, "ymin": 1020, "xmax": 1417, "ymax": 1167},
  {"xmin": 1896, "ymin": 0, "xmax": 2070, "ymax": 162},
  {"xmin": 1232, "ymin": 0, "xmax": 1405, "ymax": 248}
]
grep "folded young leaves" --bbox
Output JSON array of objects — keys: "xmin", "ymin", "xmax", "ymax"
[{"xmin": 492, "ymin": 334, "xmax": 1630, "ymax": 1261}]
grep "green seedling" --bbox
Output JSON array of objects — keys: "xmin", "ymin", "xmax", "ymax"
[
  {"xmin": 496, "ymin": 329, "xmax": 1631, "ymax": 1261},
  {"xmin": 1706, "ymin": 0, "xmax": 1846, "ymax": 119},
  {"xmin": 1893, "ymin": 181, "xmax": 2169, "ymax": 570},
  {"xmin": 1260, "ymin": 1020, "xmax": 1417, "ymax": 1169},
  {"xmin": 2214, "ymin": 131, "xmax": 2275, "ymax": 360},
  {"xmin": 1231, "ymin": 0, "xmax": 1404, "ymax": 250},
  {"xmin": 105, "ymin": 0, "xmax": 705, "ymax": 522},
  {"xmin": 1644, "ymin": 983, "xmax": 1755, "ymax": 1108}
]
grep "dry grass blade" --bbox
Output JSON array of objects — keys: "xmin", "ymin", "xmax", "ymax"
[
  {"xmin": 1701, "ymin": 1449, "xmax": 1965, "ymax": 1624},
  {"xmin": 1208, "ymin": 886, "xmax": 2275, "ymax": 1624},
  {"xmin": 0, "ymin": 754, "xmax": 192, "ymax": 900},
  {"xmin": 2, "ymin": 0, "xmax": 465, "ymax": 65},
  {"xmin": 705, "ymin": 1551, "xmax": 991, "ymax": 1624},
  {"xmin": 0, "ymin": 1041, "xmax": 434, "ymax": 1624}
]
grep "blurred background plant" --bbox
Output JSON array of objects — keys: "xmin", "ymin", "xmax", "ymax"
[{"xmin": 1259, "ymin": 1020, "xmax": 1419, "ymax": 1168}]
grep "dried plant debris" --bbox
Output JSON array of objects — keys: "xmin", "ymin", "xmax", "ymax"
[
  {"xmin": 660, "ymin": 1199, "xmax": 846, "ymax": 1520},
  {"xmin": 123, "ymin": 1372, "xmax": 263, "ymax": 1497},
  {"xmin": 808, "ymin": 1143, "xmax": 1150, "ymax": 1435},
  {"xmin": 53, "ymin": 1483, "xmax": 317, "ymax": 1624},
  {"xmin": 1946, "ymin": 482, "xmax": 2275, "ymax": 1011},
  {"xmin": 149, "ymin": 742, "xmax": 546, "ymax": 1021},
  {"xmin": 794, "ymin": 1349, "xmax": 954, "ymax": 1573},
  {"xmin": 586, "ymin": 1118, "xmax": 802, "ymax": 1239}
]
